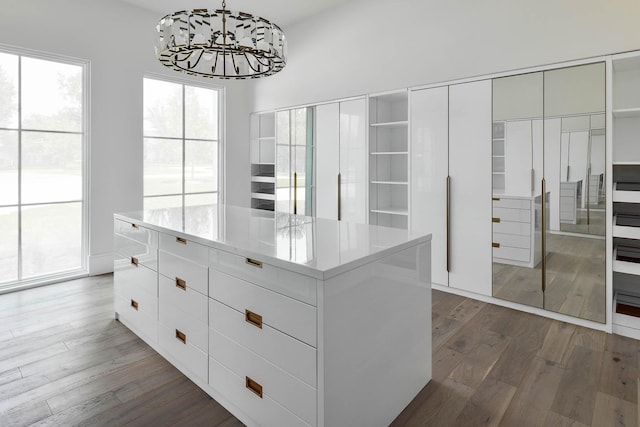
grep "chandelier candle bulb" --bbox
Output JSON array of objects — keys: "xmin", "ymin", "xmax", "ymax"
[{"xmin": 155, "ymin": 0, "xmax": 287, "ymax": 79}]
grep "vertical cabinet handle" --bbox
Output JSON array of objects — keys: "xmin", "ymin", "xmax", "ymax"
[
  {"xmin": 446, "ymin": 176, "xmax": 451, "ymax": 272},
  {"xmin": 175, "ymin": 277, "xmax": 186, "ymax": 290},
  {"xmin": 130, "ymin": 299, "xmax": 138, "ymax": 310},
  {"xmin": 131, "ymin": 257, "xmax": 139, "ymax": 266},
  {"xmin": 337, "ymin": 173, "xmax": 342, "ymax": 221},
  {"xmin": 293, "ymin": 172, "xmax": 298, "ymax": 215},
  {"xmin": 245, "ymin": 309, "xmax": 263, "ymax": 329},
  {"xmin": 541, "ymin": 179, "xmax": 546, "ymax": 294},
  {"xmin": 175, "ymin": 329, "xmax": 186, "ymax": 344},
  {"xmin": 246, "ymin": 376, "xmax": 263, "ymax": 398}
]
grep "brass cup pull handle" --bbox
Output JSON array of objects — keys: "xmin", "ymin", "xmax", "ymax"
[
  {"xmin": 492, "ymin": 217, "xmax": 501, "ymax": 223},
  {"xmin": 245, "ymin": 309, "xmax": 263, "ymax": 329},
  {"xmin": 131, "ymin": 223, "xmax": 139, "ymax": 229},
  {"xmin": 175, "ymin": 278, "xmax": 186, "ymax": 291},
  {"xmin": 492, "ymin": 242, "xmax": 500, "ymax": 248},
  {"xmin": 246, "ymin": 376, "xmax": 263, "ymax": 398},
  {"xmin": 176, "ymin": 237, "xmax": 187, "ymax": 245},
  {"xmin": 492, "ymin": 197, "xmax": 500, "ymax": 201},
  {"xmin": 245, "ymin": 258, "xmax": 263, "ymax": 268},
  {"xmin": 175, "ymin": 329, "xmax": 186, "ymax": 344},
  {"xmin": 130, "ymin": 299, "xmax": 139, "ymax": 310},
  {"xmin": 131, "ymin": 257, "xmax": 139, "ymax": 266}
]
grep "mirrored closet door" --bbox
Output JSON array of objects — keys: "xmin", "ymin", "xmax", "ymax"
[{"xmin": 492, "ymin": 62, "xmax": 606, "ymax": 323}]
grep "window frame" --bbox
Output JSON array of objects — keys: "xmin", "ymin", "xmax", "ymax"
[
  {"xmin": 0, "ymin": 43, "xmax": 90, "ymax": 293},
  {"xmin": 142, "ymin": 73, "xmax": 225, "ymax": 210}
]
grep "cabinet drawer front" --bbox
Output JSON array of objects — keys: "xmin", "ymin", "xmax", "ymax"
[
  {"xmin": 159, "ymin": 323, "xmax": 208, "ymax": 382},
  {"xmin": 159, "ymin": 275, "xmax": 208, "ymax": 325},
  {"xmin": 115, "ymin": 294, "xmax": 157, "ymax": 345},
  {"xmin": 492, "ymin": 207, "xmax": 531, "ymax": 224},
  {"xmin": 160, "ymin": 233, "xmax": 208, "ymax": 266},
  {"xmin": 493, "ymin": 232, "xmax": 531, "ymax": 249},
  {"xmin": 115, "ymin": 234, "xmax": 158, "ymax": 271},
  {"xmin": 209, "ymin": 358, "xmax": 311, "ymax": 427},
  {"xmin": 210, "ymin": 269, "xmax": 316, "ymax": 347},
  {"xmin": 159, "ymin": 300, "xmax": 208, "ymax": 353},
  {"xmin": 492, "ymin": 221, "xmax": 530, "ymax": 236},
  {"xmin": 493, "ymin": 245, "xmax": 530, "ymax": 262},
  {"xmin": 210, "ymin": 330, "xmax": 316, "ymax": 426},
  {"xmin": 114, "ymin": 219, "xmax": 158, "ymax": 247},
  {"xmin": 114, "ymin": 256, "xmax": 157, "ymax": 319},
  {"xmin": 209, "ymin": 248, "xmax": 317, "ymax": 306},
  {"xmin": 209, "ymin": 299, "xmax": 317, "ymax": 388},
  {"xmin": 492, "ymin": 198, "xmax": 531, "ymax": 209},
  {"xmin": 159, "ymin": 251, "xmax": 208, "ymax": 296}
]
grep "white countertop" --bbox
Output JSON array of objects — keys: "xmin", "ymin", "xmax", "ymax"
[{"xmin": 115, "ymin": 204, "xmax": 431, "ymax": 280}]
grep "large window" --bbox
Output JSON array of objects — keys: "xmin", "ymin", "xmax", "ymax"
[
  {"xmin": 143, "ymin": 77, "xmax": 221, "ymax": 209},
  {"xmin": 0, "ymin": 48, "xmax": 87, "ymax": 289}
]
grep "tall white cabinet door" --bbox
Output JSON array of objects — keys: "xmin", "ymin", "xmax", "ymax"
[
  {"xmin": 448, "ymin": 80, "xmax": 492, "ymax": 296},
  {"xmin": 410, "ymin": 86, "xmax": 449, "ymax": 287},
  {"xmin": 339, "ymin": 98, "xmax": 367, "ymax": 224},
  {"xmin": 315, "ymin": 103, "xmax": 340, "ymax": 220}
]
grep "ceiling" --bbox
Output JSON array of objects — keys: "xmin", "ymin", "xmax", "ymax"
[{"xmin": 120, "ymin": 0, "xmax": 355, "ymax": 26}]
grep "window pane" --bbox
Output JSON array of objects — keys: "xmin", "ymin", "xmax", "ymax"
[
  {"xmin": 0, "ymin": 130, "xmax": 18, "ymax": 205},
  {"xmin": 0, "ymin": 52, "xmax": 18, "ymax": 129},
  {"xmin": 0, "ymin": 207, "xmax": 18, "ymax": 283},
  {"xmin": 144, "ymin": 78, "xmax": 183, "ymax": 138},
  {"xmin": 185, "ymin": 139, "xmax": 217, "ymax": 193},
  {"xmin": 144, "ymin": 195, "xmax": 182, "ymax": 210},
  {"xmin": 186, "ymin": 192, "xmax": 217, "ymax": 207},
  {"xmin": 185, "ymin": 86, "xmax": 218, "ymax": 140},
  {"xmin": 144, "ymin": 137, "xmax": 182, "ymax": 196},
  {"xmin": 22, "ymin": 131, "xmax": 82, "ymax": 204},
  {"xmin": 21, "ymin": 57, "xmax": 82, "ymax": 132},
  {"xmin": 22, "ymin": 202, "xmax": 82, "ymax": 278}
]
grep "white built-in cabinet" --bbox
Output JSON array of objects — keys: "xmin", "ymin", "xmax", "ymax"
[
  {"xmin": 409, "ymin": 80, "xmax": 493, "ymax": 296},
  {"xmin": 250, "ymin": 112, "xmax": 276, "ymax": 211},
  {"xmin": 315, "ymin": 99, "xmax": 367, "ymax": 223}
]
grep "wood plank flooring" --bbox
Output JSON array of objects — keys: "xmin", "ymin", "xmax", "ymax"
[{"xmin": 0, "ymin": 275, "xmax": 637, "ymax": 426}]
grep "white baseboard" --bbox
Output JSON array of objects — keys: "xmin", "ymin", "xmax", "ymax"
[{"xmin": 89, "ymin": 252, "xmax": 114, "ymax": 275}]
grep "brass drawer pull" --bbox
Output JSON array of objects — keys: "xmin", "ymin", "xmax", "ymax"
[
  {"xmin": 492, "ymin": 242, "xmax": 500, "ymax": 248},
  {"xmin": 176, "ymin": 237, "xmax": 187, "ymax": 245},
  {"xmin": 245, "ymin": 309, "xmax": 263, "ymax": 329},
  {"xmin": 245, "ymin": 376, "xmax": 263, "ymax": 398},
  {"xmin": 492, "ymin": 217, "xmax": 501, "ymax": 223},
  {"xmin": 176, "ymin": 329, "xmax": 186, "ymax": 344},
  {"xmin": 131, "ymin": 257, "xmax": 139, "ymax": 266},
  {"xmin": 130, "ymin": 299, "xmax": 139, "ymax": 310},
  {"xmin": 175, "ymin": 277, "xmax": 186, "ymax": 291},
  {"xmin": 131, "ymin": 223, "xmax": 139, "ymax": 229},
  {"xmin": 245, "ymin": 258, "xmax": 263, "ymax": 268},
  {"xmin": 492, "ymin": 197, "xmax": 500, "ymax": 201}
]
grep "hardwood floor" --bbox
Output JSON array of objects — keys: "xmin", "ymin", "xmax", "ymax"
[{"xmin": 0, "ymin": 275, "xmax": 637, "ymax": 426}]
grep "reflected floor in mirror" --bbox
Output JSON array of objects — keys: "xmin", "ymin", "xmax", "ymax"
[
  {"xmin": 493, "ymin": 233, "xmax": 605, "ymax": 323},
  {"xmin": 560, "ymin": 209, "xmax": 606, "ymax": 236}
]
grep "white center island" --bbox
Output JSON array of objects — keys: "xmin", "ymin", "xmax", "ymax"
[{"xmin": 113, "ymin": 204, "xmax": 432, "ymax": 427}]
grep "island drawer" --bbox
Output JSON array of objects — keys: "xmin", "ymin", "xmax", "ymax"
[
  {"xmin": 159, "ymin": 319, "xmax": 208, "ymax": 382},
  {"xmin": 159, "ymin": 300, "xmax": 207, "ymax": 353},
  {"xmin": 115, "ymin": 293, "xmax": 157, "ymax": 345},
  {"xmin": 114, "ymin": 254, "xmax": 157, "ymax": 310},
  {"xmin": 493, "ymin": 245, "xmax": 530, "ymax": 263},
  {"xmin": 210, "ymin": 269, "xmax": 316, "ymax": 347},
  {"xmin": 209, "ymin": 298, "xmax": 317, "ymax": 388},
  {"xmin": 115, "ymin": 234, "xmax": 158, "ymax": 271},
  {"xmin": 159, "ymin": 275, "xmax": 208, "ymax": 324},
  {"xmin": 115, "ymin": 219, "xmax": 158, "ymax": 247},
  {"xmin": 210, "ymin": 329, "xmax": 316, "ymax": 426},
  {"xmin": 492, "ymin": 207, "xmax": 531, "ymax": 223},
  {"xmin": 159, "ymin": 250, "xmax": 208, "ymax": 296},
  {"xmin": 209, "ymin": 248, "xmax": 317, "ymax": 307},
  {"xmin": 209, "ymin": 358, "xmax": 311, "ymax": 427},
  {"xmin": 160, "ymin": 233, "xmax": 208, "ymax": 266},
  {"xmin": 492, "ymin": 198, "xmax": 531, "ymax": 209}
]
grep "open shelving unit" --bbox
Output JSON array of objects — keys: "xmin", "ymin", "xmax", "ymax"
[
  {"xmin": 612, "ymin": 52, "xmax": 640, "ymax": 338},
  {"xmin": 369, "ymin": 90, "xmax": 409, "ymax": 229},
  {"xmin": 250, "ymin": 112, "xmax": 276, "ymax": 211},
  {"xmin": 492, "ymin": 121, "xmax": 506, "ymax": 193}
]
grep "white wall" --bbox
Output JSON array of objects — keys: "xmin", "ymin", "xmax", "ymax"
[
  {"xmin": 0, "ymin": 0, "xmax": 252, "ymax": 275},
  {"xmin": 253, "ymin": 0, "xmax": 640, "ymax": 111}
]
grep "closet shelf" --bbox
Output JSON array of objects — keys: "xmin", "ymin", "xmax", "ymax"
[
  {"xmin": 369, "ymin": 120, "xmax": 408, "ymax": 128},
  {"xmin": 615, "ymin": 292, "xmax": 640, "ymax": 318},
  {"xmin": 251, "ymin": 192, "xmax": 275, "ymax": 201},
  {"xmin": 613, "ymin": 182, "xmax": 640, "ymax": 203},
  {"xmin": 614, "ymin": 246, "xmax": 640, "ymax": 275},
  {"xmin": 613, "ymin": 215, "xmax": 640, "ymax": 239},
  {"xmin": 370, "ymin": 207, "xmax": 409, "ymax": 216},
  {"xmin": 370, "ymin": 181, "xmax": 408, "ymax": 185},
  {"xmin": 370, "ymin": 151, "xmax": 408, "ymax": 155}
]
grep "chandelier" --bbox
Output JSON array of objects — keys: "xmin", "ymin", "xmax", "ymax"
[{"xmin": 155, "ymin": 0, "xmax": 287, "ymax": 79}]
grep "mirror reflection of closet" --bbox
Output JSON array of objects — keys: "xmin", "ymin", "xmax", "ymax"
[{"xmin": 492, "ymin": 62, "xmax": 606, "ymax": 323}]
